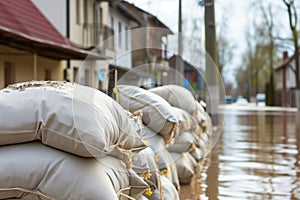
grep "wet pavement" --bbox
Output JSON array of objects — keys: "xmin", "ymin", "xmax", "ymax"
[{"xmin": 181, "ymin": 109, "xmax": 300, "ymax": 200}]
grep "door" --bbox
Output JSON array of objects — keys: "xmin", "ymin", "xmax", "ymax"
[{"xmin": 4, "ymin": 62, "xmax": 15, "ymax": 87}]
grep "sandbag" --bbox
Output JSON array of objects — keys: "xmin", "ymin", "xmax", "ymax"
[
  {"xmin": 167, "ymin": 131, "xmax": 196, "ymax": 154},
  {"xmin": 149, "ymin": 85, "xmax": 197, "ymax": 115},
  {"xmin": 170, "ymin": 152, "xmax": 195, "ymax": 185},
  {"xmin": 132, "ymin": 147, "xmax": 161, "ymax": 195},
  {"xmin": 190, "ymin": 147, "xmax": 204, "ymax": 162},
  {"xmin": 179, "ymin": 108, "xmax": 194, "ymax": 132},
  {"xmin": 160, "ymin": 176, "xmax": 180, "ymax": 200},
  {"xmin": 128, "ymin": 110, "xmax": 144, "ymax": 137},
  {"xmin": 186, "ymin": 152, "xmax": 198, "ymax": 168},
  {"xmin": 0, "ymin": 142, "xmax": 148, "ymax": 200},
  {"xmin": 144, "ymin": 131, "xmax": 180, "ymax": 190},
  {"xmin": 117, "ymin": 85, "xmax": 179, "ymax": 145},
  {"xmin": 137, "ymin": 195, "xmax": 148, "ymax": 200},
  {"xmin": 171, "ymin": 107, "xmax": 185, "ymax": 131},
  {"xmin": 144, "ymin": 130, "xmax": 168, "ymax": 171},
  {"xmin": 0, "ymin": 81, "xmax": 146, "ymax": 162},
  {"xmin": 146, "ymin": 189, "xmax": 161, "ymax": 200}
]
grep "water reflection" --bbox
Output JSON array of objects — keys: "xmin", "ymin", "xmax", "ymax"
[{"xmin": 180, "ymin": 110, "xmax": 300, "ymax": 200}]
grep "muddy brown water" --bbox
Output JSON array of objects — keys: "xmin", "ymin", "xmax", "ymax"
[{"xmin": 180, "ymin": 110, "xmax": 300, "ymax": 200}]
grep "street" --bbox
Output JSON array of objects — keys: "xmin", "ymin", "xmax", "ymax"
[{"xmin": 181, "ymin": 106, "xmax": 300, "ymax": 199}]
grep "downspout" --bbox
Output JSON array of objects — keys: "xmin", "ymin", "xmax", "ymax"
[{"xmin": 66, "ymin": 0, "xmax": 71, "ymax": 81}]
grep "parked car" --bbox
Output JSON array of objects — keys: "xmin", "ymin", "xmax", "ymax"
[
  {"xmin": 224, "ymin": 95, "xmax": 232, "ymax": 104},
  {"xmin": 256, "ymin": 93, "xmax": 266, "ymax": 106},
  {"xmin": 235, "ymin": 97, "xmax": 249, "ymax": 106}
]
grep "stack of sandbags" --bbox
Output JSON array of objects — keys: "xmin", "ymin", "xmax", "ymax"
[
  {"xmin": 116, "ymin": 85, "xmax": 181, "ymax": 199},
  {"xmin": 117, "ymin": 85, "xmax": 179, "ymax": 145},
  {"xmin": 144, "ymin": 127, "xmax": 180, "ymax": 191},
  {"xmin": 115, "ymin": 84, "xmax": 212, "ymax": 195},
  {"xmin": 0, "ymin": 81, "xmax": 149, "ymax": 200},
  {"xmin": 149, "ymin": 85, "xmax": 213, "ymax": 185},
  {"xmin": 0, "ymin": 142, "xmax": 148, "ymax": 200}
]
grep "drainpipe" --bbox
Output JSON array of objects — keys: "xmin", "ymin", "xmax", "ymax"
[{"xmin": 66, "ymin": 0, "xmax": 71, "ymax": 81}]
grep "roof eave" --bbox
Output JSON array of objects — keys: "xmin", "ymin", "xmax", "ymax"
[{"xmin": 0, "ymin": 27, "xmax": 106, "ymax": 60}]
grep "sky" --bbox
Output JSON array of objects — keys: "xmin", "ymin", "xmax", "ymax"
[{"xmin": 125, "ymin": 0, "xmax": 295, "ymax": 85}]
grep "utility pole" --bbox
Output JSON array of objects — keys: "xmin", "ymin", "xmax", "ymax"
[
  {"xmin": 203, "ymin": 0, "xmax": 219, "ymax": 125},
  {"xmin": 176, "ymin": 0, "xmax": 184, "ymax": 85}
]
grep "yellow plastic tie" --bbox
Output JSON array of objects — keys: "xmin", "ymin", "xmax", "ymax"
[
  {"xmin": 170, "ymin": 164, "xmax": 175, "ymax": 170},
  {"xmin": 155, "ymin": 154, "xmax": 160, "ymax": 162},
  {"xmin": 162, "ymin": 169, "xmax": 169, "ymax": 176},
  {"xmin": 144, "ymin": 171, "xmax": 152, "ymax": 180},
  {"xmin": 195, "ymin": 129, "xmax": 201, "ymax": 136},
  {"xmin": 113, "ymin": 87, "xmax": 119, "ymax": 103},
  {"xmin": 143, "ymin": 141, "xmax": 149, "ymax": 146},
  {"xmin": 197, "ymin": 161, "xmax": 201, "ymax": 167},
  {"xmin": 145, "ymin": 188, "xmax": 153, "ymax": 196}
]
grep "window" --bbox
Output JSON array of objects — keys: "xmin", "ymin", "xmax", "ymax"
[
  {"xmin": 85, "ymin": 69, "xmax": 90, "ymax": 86},
  {"xmin": 98, "ymin": 7, "xmax": 103, "ymax": 34},
  {"xmin": 73, "ymin": 67, "xmax": 79, "ymax": 83},
  {"xmin": 84, "ymin": 0, "xmax": 88, "ymax": 25},
  {"xmin": 125, "ymin": 26, "xmax": 129, "ymax": 50},
  {"xmin": 4, "ymin": 62, "xmax": 15, "ymax": 87},
  {"xmin": 45, "ymin": 69, "xmax": 51, "ymax": 80},
  {"xmin": 118, "ymin": 22, "xmax": 122, "ymax": 47}
]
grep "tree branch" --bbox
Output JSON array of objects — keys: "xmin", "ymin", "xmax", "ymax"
[{"xmin": 273, "ymin": 36, "xmax": 294, "ymax": 42}]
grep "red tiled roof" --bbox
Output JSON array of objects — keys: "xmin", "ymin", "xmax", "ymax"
[
  {"xmin": 0, "ymin": 0, "xmax": 71, "ymax": 46},
  {"xmin": 0, "ymin": 0, "xmax": 104, "ymax": 59}
]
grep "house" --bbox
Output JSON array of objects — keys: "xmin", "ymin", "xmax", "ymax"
[
  {"xmin": 33, "ymin": 0, "xmax": 140, "ymax": 91},
  {"xmin": 121, "ymin": 1, "xmax": 172, "ymax": 88},
  {"xmin": 0, "ymin": 0, "xmax": 97, "ymax": 89},
  {"xmin": 274, "ymin": 51, "xmax": 299, "ymax": 107}
]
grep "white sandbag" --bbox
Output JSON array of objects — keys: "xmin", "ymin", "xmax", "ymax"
[
  {"xmin": 146, "ymin": 189, "xmax": 161, "ymax": 200},
  {"xmin": 179, "ymin": 108, "xmax": 194, "ymax": 131},
  {"xmin": 144, "ymin": 131, "xmax": 168, "ymax": 172},
  {"xmin": 0, "ymin": 81, "xmax": 146, "ymax": 162},
  {"xmin": 190, "ymin": 147, "xmax": 204, "ymax": 162},
  {"xmin": 0, "ymin": 142, "xmax": 148, "ymax": 200},
  {"xmin": 160, "ymin": 176, "xmax": 180, "ymax": 200},
  {"xmin": 144, "ymin": 132, "xmax": 180, "ymax": 190},
  {"xmin": 149, "ymin": 85, "xmax": 197, "ymax": 115},
  {"xmin": 137, "ymin": 195, "xmax": 149, "ymax": 200},
  {"xmin": 129, "ymin": 170, "xmax": 151, "ymax": 199},
  {"xmin": 132, "ymin": 147, "xmax": 161, "ymax": 194},
  {"xmin": 186, "ymin": 152, "xmax": 198, "ymax": 168},
  {"xmin": 171, "ymin": 107, "xmax": 185, "ymax": 131},
  {"xmin": 170, "ymin": 152, "xmax": 195, "ymax": 185},
  {"xmin": 117, "ymin": 85, "xmax": 179, "ymax": 145},
  {"xmin": 167, "ymin": 131, "xmax": 196, "ymax": 154},
  {"xmin": 128, "ymin": 110, "xmax": 144, "ymax": 137}
]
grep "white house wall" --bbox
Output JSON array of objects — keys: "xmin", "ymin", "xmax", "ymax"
[
  {"xmin": 109, "ymin": 6, "xmax": 132, "ymax": 69},
  {"xmin": 287, "ymin": 63, "xmax": 296, "ymax": 89},
  {"xmin": 32, "ymin": 0, "xmax": 67, "ymax": 36}
]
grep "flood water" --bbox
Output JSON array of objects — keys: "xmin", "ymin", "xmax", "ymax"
[{"xmin": 181, "ymin": 109, "xmax": 300, "ymax": 200}]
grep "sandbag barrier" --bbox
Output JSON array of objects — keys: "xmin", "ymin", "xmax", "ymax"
[{"xmin": 0, "ymin": 82, "xmax": 212, "ymax": 200}]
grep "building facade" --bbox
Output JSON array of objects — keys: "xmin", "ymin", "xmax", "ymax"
[
  {"xmin": 34, "ymin": 0, "xmax": 140, "ymax": 91},
  {"xmin": 274, "ymin": 51, "xmax": 300, "ymax": 107},
  {"xmin": 0, "ymin": 0, "xmax": 92, "ymax": 89}
]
